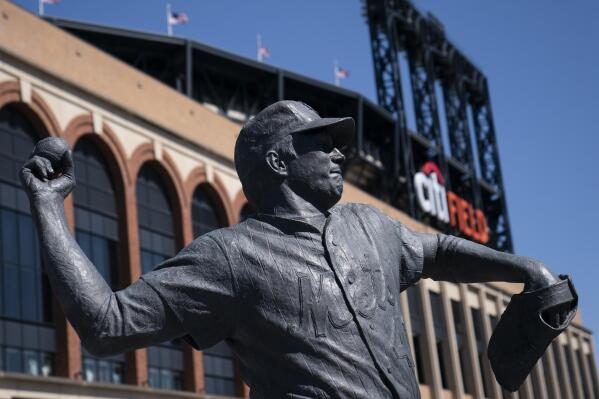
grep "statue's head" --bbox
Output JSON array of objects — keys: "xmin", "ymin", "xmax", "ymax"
[{"xmin": 234, "ymin": 100, "xmax": 354, "ymax": 212}]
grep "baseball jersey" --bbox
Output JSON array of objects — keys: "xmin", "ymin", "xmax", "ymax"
[{"xmin": 140, "ymin": 202, "xmax": 425, "ymax": 398}]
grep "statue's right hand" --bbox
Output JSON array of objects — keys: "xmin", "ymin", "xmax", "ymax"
[{"xmin": 20, "ymin": 138, "xmax": 75, "ymax": 201}]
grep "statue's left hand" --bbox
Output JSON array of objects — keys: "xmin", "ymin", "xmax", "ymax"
[
  {"xmin": 524, "ymin": 264, "xmax": 574, "ymax": 328},
  {"xmin": 20, "ymin": 137, "xmax": 75, "ymax": 202}
]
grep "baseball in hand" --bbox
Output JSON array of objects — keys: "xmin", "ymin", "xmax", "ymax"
[{"xmin": 32, "ymin": 137, "xmax": 70, "ymax": 174}]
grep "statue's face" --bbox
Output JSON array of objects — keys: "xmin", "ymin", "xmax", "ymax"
[{"xmin": 286, "ymin": 130, "xmax": 346, "ymax": 211}]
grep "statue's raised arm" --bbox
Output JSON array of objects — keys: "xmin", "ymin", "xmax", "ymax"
[{"xmin": 20, "ymin": 138, "xmax": 185, "ymax": 357}]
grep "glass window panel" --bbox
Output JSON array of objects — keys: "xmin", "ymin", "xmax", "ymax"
[
  {"xmin": 4, "ymin": 264, "xmax": 20, "ymax": 318},
  {"xmin": 0, "ymin": 182, "xmax": 16, "ymax": 209},
  {"xmin": 6, "ymin": 348, "xmax": 22, "ymax": 372},
  {"xmin": 140, "ymin": 250, "xmax": 153, "ymax": 274},
  {"xmin": 41, "ymin": 275, "xmax": 54, "ymax": 324},
  {"xmin": 153, "ymin": 253, "xmax": 167, "ymax": 268},
  {"xmin": 92, "ymin": 235, "xmax": 110, "ymax": 283},
  {"xmin": 13, "ymin": 134, "xmax": 33, "ymax": 160},
  {"xmin": 16, "ymin": 189, "xmax": 30, "ymax": 214},
  {"xmin": 24, "ymin": 350, "xmax": 39, "ymax": 375},
  {"xmin": 84, "ymin": 357, "xmax": 96, "ymax": 382},
  {"xmin": 112, "ymin": 362, "xmax": 124, "ymax": 383},
  {"xmin": 41, "ymin": 353, "xmax": 53, "ymax": 376},
  {"xmin": 412, "ymin": 334, "xmax": 427, "ymax": 384},
  {"xmin": 148, "ymin": 367, "xmax": 160, "ymax": 388},
  {"xmin": 77, "ymin": 231, "xmax": 91, "ymax": 259},
  {"xmin": 20, "ymin": 268, "xmax": 38, "ymax": 321},
  {"xmin": 21, "ymin": 323, "xmax": 39, "ymax": 350},
  {"xmin": 191, "ymin": 186, "xmax": 223, "ymax": 237},
  {"xmin": 2, "ymin": 210, "xmax": 18, "ymax": 264},
  {"xmin": 5, "ymin": 321, "xmax": 22, "ymax": 347},
  {"xmin": 39, "ymin": 325, "xmax": 55, "ymax": 352},
  {"xmin": 586, "ymin": 352, "xmax": 599, "ymax": 399},
  {"xmin": 98, "ymin": 359, "xmax": 111, "ymax": 382},
  {"xmin": 90, "ymin": 212, "xmax": 103, "ymax": 234},
  {"xmin": 161, "ymin": 369, "xmax": 174, "ymax": 389},
  {"xmin": 18, "ymin": 215, "xmax": 35, "ymax": 268}
]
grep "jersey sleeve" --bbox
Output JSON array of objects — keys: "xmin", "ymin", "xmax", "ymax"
[
  {"xmin": 351, "ymin": 203, "xmax": 425, "ymax": 292},
  {"xmin": 396, "ymin": 223, "xmax": 425, "ymax": 291},
  {"xmin": 141, "ymin": 234, "xmax": 238, "ymax": 350}
]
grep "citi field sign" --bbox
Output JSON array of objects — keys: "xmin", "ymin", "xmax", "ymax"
[{"xmin": 413, "ymin": 161, "xmax": 489, "ymax": 244}]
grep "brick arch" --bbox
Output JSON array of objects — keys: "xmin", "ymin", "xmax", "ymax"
[
  {"xmin": 31, "ymin": 91, "xmax": 61, "ymax": 137},
  {"xmin": 0, "ymin": 81, "xmax": 59, "ymax": 139},
  {"xmin": 0, "ymin": 81, "xmax": 20, "ymax": 107},
  {"xmin": 185, "ymin": 166, "xmax": 235, "ymax": 227},
  {"xmin": 129, "ymin": 143, "xmax": 187, "ymax": 249},
  {"xmin": 64, "ymin": 115, "xmax": 131, "ymax": 186}
]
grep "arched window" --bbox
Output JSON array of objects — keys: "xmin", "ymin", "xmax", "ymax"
[
  {"xmin": 0, "ymin": 106, "xmax": 55, "ymax": 377},
  {"xmin": 191, "ymin": 186, "xmax": 222, "ymax": 236},
  {"xmin": 72, "ymin": 137, "xmax": 124, "ymax": 384},
  {"xmin": 136, "ymin": 164, "xmax": 182, "ymax": 390},
  {"xmin": 192, "ymin": 185, "xmax": 237, "ymax": 396}
]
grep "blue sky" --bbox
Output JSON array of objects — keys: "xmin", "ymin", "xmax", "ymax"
[{"xmin": 15, "ymin": 1, "xmax": 599, "ymax": 338}]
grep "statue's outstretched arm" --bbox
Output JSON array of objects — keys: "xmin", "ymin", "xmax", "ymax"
[
  {"xmin": 418, "ymin": 233, "xmax": 574, "ymax": 327},
  {"xmin": 20, "ymin": 139, "xmax": 183, "ymax": 357},
  {"xmin": 420, "ymin": 233, "xmax": 556, "ymax": 290}
]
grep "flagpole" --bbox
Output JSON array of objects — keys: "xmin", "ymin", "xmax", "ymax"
[
  {"xmin": 166, "ymin": 3, "xmax": 173, "ymax": 36},
  {"xmin": 334, "ymin": 60, "xmax": 340, "ymax": 87},
  {"xmin": 257, "ymin": 34, "xmax": 262, "ymax": 62},
  {"xmin": 39, "ymin": 0, "xmax": 44, "ymax": 16}
]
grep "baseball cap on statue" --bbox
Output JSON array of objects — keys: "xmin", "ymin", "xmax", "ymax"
[{"xmin": 234, "ymin": 100, "xmax": 355, "ymax": 180}]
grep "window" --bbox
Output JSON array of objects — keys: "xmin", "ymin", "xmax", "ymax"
[
  {"xmin": 147, "ymin": 339, "xmax": 184, "ymax": 390},
  {"xmin": 82, "ymin": 348, "xmax": 125, "ymax": 384},
  {"xmin": 471, "ymin": 308, "xmax": 492, "ymax": 398},
  {"xmin": 586, "ymin": 349, "xmax": 599, "ymax": 399},
  {"xmin": 575, "ymin": 348, "xmax": 591, "ymax": 398},
  {"xmin": 137, "ymin": 166, "xmax": 176, "ymax": 274},
  {"xmin": 0, "ymin": 106, "xmax": 55, "ymax": 377},
  {"xmin": 551, "ymin": 341, "xmax": 570, "ymax": 398},
  {"xmin": 192, "ymin": 186, "xmax": 237, "ymax": 396},
  {"xmin": 429, "ymin": 292, "xmax": 450, "ymax": 389},
  {"xmin": 489, "ymin": 314, "xmax": 511, "ymax": 399},
  {"xmin": 564, "ymin": 344, "xmax": 581, "ymax": 398},
  {"xmin": 407, "ymin": 287, "xmax": 427, "ymax": 385},
  {"xmin": 73, "ymin": 138, "xmax": 124, "ymax": 384},
  {"xmin": 136, "ymin": 165, "xmax": 182, "ymax": 390},
  {"xmin": 451, "ymin": 299, "xmax": 473, "ymax": 394}
]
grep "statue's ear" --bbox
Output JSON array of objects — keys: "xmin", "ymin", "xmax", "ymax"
[{"xmin": 265, "ymin": 150, "xmax": 287, "ymax": 177}]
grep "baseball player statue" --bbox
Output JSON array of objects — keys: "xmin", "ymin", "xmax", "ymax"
[{"xmin": 21, "ymin": 101, "xmax": 577, "ymax": 398}]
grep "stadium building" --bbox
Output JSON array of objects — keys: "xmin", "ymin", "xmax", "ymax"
[{"xmin": 0, "ymin": 1, "xmax": 597, "ymax": 398}]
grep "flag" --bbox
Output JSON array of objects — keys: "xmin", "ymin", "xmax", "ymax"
[
  {"xmin": 258, "ymin": 45, "xmax": 270, "ymax": 59},
  {"xmin": 256, "ymin": 34, "xmax": 271, "ymax": 62},
  {"xmin": 335, "ymin": 67, "xmax": 349, "ymax": 79},
  {"xmin": 168, "ymin": 11, "xmax": 189, "ymax": 25},
  {"xmin": 334, "ymin": 61, "xmax": 349, "ymax": 86}
]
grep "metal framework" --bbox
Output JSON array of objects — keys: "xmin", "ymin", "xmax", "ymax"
[
  {"xmin": 362, "ymin": 0, "xmax": 513, "ymax": 251},
  {"xmin": 49, "ymin": 7, "xmax": 512, "ymax": 251}
]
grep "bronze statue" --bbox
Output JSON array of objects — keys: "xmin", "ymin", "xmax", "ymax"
[{"xmin": 20, "ymin": 100, "xmax": 577, "ymax": 398}]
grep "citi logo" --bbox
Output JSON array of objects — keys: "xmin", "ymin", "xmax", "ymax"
[{"xmin": 414, "ymin": 161, "xmax": 489, "ymax": 244}]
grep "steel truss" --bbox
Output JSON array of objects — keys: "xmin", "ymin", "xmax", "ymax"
[{"xmin": 363, "ymin": 0, "xmax": 513, "ymax": 251}]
